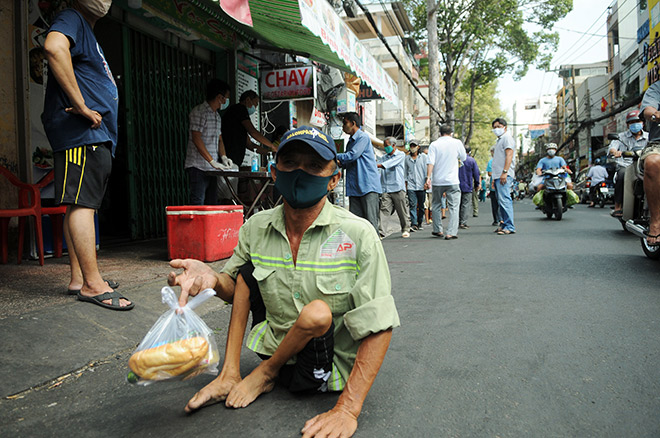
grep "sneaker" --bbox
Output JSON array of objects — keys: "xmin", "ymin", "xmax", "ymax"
[
  {"xmin": 411, "ymin": 225, "xmax": 419, "ymax": 231},
  {"xmin": 402, "ymin": 231, "xmax": 410, "ymax": 238},
  {"xmin": 459, "ymin": 224, "xmax": 469, "ymax": 229},
  {"xmin": 417, "ymin": 224, "xmax": 424, "ymax": 230}
]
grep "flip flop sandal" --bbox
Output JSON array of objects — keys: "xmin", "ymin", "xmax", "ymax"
[
  {"xmin": 497, "ymin": 230, "xmax": 515, "ymax": 235},
  {"xmin": 611, "ymin": 210, "xmax": 623, "ymax": 218},
  {"xmin": 77, "ymin": 291, "xmax": 134, "ymax": 311},
  {"xmin": 644, "ymin": 233, "xmax": 660, "ymax": 247},
  {"xmin": 68, "ymin": 279, "xmax": 120, "ymax": 295},
  {"xmin": 431, "ymin": 232, "xmax": 444, "ymax": 237}
]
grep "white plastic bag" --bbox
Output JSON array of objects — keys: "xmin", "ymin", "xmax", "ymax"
[{"xmin": 127, "ymin": 287, "xmax": 219, "ymax": 385}]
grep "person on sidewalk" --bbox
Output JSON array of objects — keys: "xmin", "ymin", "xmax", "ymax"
[
  {"xmin": 42, "ymin": 0, "xmax": 133, "ymax": 310},
  {"xmin": 405, "ymin": 139, "xmax": 428, "ymax": 231},
  {"xmin": 337, "ymin": 112, "xmax": 382, "ymax": 231},
  {"xmin": 425, "ymin": 124, "xmax": 466, "ymax": 240},
  {"xmin": 491, "ymin": 118, "xmax": 516, "ymax": 235},
  {"xmin": 168, "ymin": 126, "xmax": 400, "ymax": 438},
  {"xmin": 377, "ymin": 137, "xmax": 411, "ymax": 238},
  {"xmin": 608, "ymin": 111, "xmax": 648, "ymax": 217},
  {"xmin": 458, "ymin": 147, "xmax": 481, "ymax": 229},
  {"xmin": 185, "ymin": 79, "xmax": 232, "ymax": 205}
]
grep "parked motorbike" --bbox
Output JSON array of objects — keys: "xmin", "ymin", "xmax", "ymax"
[
  {"xmin": 539, "ymin": 168, "xmax": 568, "ymax": 220},
  {"xmin": 615, "ymin": 150, "xmax": 660, "ymax": 260}
]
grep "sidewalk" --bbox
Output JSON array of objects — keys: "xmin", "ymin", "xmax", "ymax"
[{"xmin": 0, "ymin": 238, "xmax": 231, "ymax": 398}]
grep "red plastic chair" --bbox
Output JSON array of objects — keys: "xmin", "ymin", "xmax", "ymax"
[
  {"xmin": 0, "ymin": 166, "xmax": 44, "ymax": 265},
  {"xmin": 36, "ymin": 171, "xmax": 68, "ymax": 258}
]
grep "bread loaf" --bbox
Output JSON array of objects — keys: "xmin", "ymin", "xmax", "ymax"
[{"xmin": 128, "ymin": 337, "xmax": 209, "ymax": 380}]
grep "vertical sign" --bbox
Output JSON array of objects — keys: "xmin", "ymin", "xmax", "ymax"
[{"xmin": 236, "ymin": 52, "xmax": 259, "ymax": 132}]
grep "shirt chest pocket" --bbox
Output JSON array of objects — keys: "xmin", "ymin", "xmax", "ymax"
[
  {"xmin": 314, "ymin": 274, "xmax": 355, "ymax": 316},
  {"xmin": 252, "ymin": 266, "xmax": 284, "ymax": 317}
]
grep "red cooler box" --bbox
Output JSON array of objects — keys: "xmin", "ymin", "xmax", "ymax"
[{"xmin": 166, "ymin": 205, "xmax": 243, "ymax": 261}]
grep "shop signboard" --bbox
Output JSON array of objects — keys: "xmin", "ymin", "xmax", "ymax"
[
  {"xmin": 336, "ymin": 89, "xmax": 356, "ymax": 113},
  {"xmin": 297, "ymin": 0, "xmax": 398, "ymax": 106},
  {"xmin": 646, "ymin": 0, "xmax": 660, "ymax": 89},
  {"xmin": 261, "ymin": 66, "xmax": 316, "ymax": 101},
  {"xmin": 357, "ymin": 83, "xmax": 383, "ymax": 101},
  {"xmin": 236, "ymin": 52, "xmax": 260, "ymax": 133}
]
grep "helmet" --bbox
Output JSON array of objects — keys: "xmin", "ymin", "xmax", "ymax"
[
  {"xmin": 545, "ymin": 143, "xmax": 558, "ymax": 151},
  {"xmin": 626, "ymin": 110, "xmax": 641, "ymax": 123},
  {"xmin": 594, "ymin": 157, "xmax": 602, "ymax": 165}
]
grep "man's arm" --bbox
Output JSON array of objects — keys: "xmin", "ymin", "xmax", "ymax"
[
  {"xmin": 425, "ymin": 163, "xmax": 434, "ymax": 190},
  {"xmin": 500, "ymin": 149, "xmax": 513, "ymax": 184},
  {"xmin": 337, "ymin": 134, "xmax": 370, "ymax": 166},
  {"xmin": 242, "ymin": 119, "xmax": 276, "ymax": 152},
  {"xmin": 471, "ymin": 160, "xmax": 480, "ymax": 188},
  {"xmin": 191, "ymin": 131, "xmax": 214, "ymax": 162},
  {"xmin": 301, "ymin": 329, "xmax": 392, "ymax": 438},
  {"xmin": 379, "ymin": 152, "xmax": 405, "ymax": 170},
  {"xmin": 43, "ymin": 31, "xmax": 102, "ymax": 128}
]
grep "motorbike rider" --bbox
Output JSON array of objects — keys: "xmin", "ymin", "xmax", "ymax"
[
  {"xmin": 586, "ymin": 158, "xmax": 609, "ymax": 208},
  {"xmin": 640, "ymin": 84, "xmax": 660, "ymax": 246},
  {"xmin": 534, "ymin": 143, "xmax": 573, "ymax": 192},
  {"xmin": 608, "ymin": 111, "xmax": 648, "ymax": 218}
]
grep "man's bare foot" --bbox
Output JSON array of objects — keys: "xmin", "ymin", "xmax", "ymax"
[
  {"xmin": 225, "ymin": 362, "xmax": 276, "ymax": 408},
  {"xmin": 185, "ymin": 372, "xmax": 242, "ymax": 413},
  {"xmin": 79, "ymin": 279, "xmax": 131, "ymax": 307},
  {"xmin": 647, "ymin": 221, "xmax": 660, "ymax": 246}
]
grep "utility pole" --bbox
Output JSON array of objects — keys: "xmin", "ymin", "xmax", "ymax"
[
  {"xmin": 585, "ymin": 83, "xmax": 592, "ymax": 166},
  {"xmin": 571, "ymin": 67, "xmax": 580, "ymax": 168},
  {"xmin": 427, "ymin": 0, "xmax": 440, "ymax": 141}
]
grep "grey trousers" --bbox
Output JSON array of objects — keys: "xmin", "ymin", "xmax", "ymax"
[
  {"xmin": 472, "ymin": 190, "xmax": 479, "ymax": 216},
  {"xmin": 459, "ymin": 191, "xmax": 473, "ymax": 225},
  {"xmin": 379, "ymin": 190, "xmax": 411, "ymax": 234},
  {"xmin": 349, "ymin": 192, "xmax": 379, "ymax": 232},
  {"xmin": 432, "ymin": 185, "xmax": 461, "ymax": 236}
]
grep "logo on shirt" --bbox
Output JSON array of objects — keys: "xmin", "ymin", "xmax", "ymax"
[
  {"xmin": 320, "ymin": 229, "xmax": 356, "ymax": 259},
  {"xmin": 96, "ymin": 43, "xmax": 116, "ymax": 88}
]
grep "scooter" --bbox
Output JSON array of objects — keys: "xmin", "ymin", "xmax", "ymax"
[
  {"xmin": 587, "ymin": 178, "xmax": 612, "ymax": 208},
  {"xmin": 617, "ymin": 150, "xmax": 660, "ymax": 259},
  {"xmin": 539, "ymin": 168, "xmax": 568, "ymax": 220}
]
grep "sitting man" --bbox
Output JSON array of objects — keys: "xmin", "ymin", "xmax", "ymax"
[
  {"xmin": 534, "ymin": 143, "xmax": 573, "ymax": 192},
  {"xmin": 608, "ymin": 111, "xmax": 648, "ymax": 217},
  {"xmin": 168, "ymin": 126, "xmax": 400, "ymax": 437},
  {"xmin": 586, "ymin": 158, "xmax": 609, "ymax": 208},
  {"xmin": 641, "ymin": 87, "xmax": 660, "ymax": 246}
]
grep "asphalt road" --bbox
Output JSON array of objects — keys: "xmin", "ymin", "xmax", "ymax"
[{"xmin": 1, "ymin": 199, "xmax": 659, "ymax": 437}]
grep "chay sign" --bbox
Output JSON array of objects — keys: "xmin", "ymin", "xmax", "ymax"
[{"xmin": 261, "ymin": 66, "xmax": 316, "ymax": 101}]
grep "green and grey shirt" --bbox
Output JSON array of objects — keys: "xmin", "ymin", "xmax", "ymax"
[{"xmin": 222, "ymin": 200, "xmax": 400, "ymax": 391}]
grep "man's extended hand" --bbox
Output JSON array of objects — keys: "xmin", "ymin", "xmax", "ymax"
[
  {"xmin": 301, "ymin": 406, "xmax": 358, "ymax": 438},
  {"xmin": 168, "ymin": 259, "xmax": 219, "ymax": 307},
  {"xmin": 65, "ymin": 106, "xmax": 102, "ymax": 129},
  {"xmin": 499, "ymin": 174, "xmax": 507, "ymax": 185}
]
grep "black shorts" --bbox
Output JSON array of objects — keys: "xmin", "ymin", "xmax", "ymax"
[
  {"xmin": 54, "ymin": 143, "xmax": 112, "ymax": 209},
  {"xmin": 239, "ymin": 262, "xmax": 335, "ymax": 394}
]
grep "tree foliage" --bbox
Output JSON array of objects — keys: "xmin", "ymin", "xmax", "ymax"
[
  {"xmin": 454, "ymin": 80, "xmax": 503, "ymax": 170},
  {"xmin": 405, "ymin": 0, "xmax": 571, "ymax": 128}
]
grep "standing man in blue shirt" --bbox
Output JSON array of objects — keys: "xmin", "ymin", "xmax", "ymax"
[
  {"xmin": 405, "ymin": 139, "xmax": 428, "ymax": 231},
  {"xmin": 458, "ymin": 147, "xmax": 481, "ymax": 229},
  {"xmin": 377, "ymin": 137, "xmax": 410, "ymax": 238},
  {"xmin": 42, "ymin": 0, "xmax": 133, "ymax": 310},
  {"xmin": 491, "ymin": 118, "xmax": 516, "ymax": 235},
  {"xmin": 337, "ymin": 112, "xmax": 382, "ymax": 231}
]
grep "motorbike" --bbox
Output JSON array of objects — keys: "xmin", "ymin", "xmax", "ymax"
[
  {"xmin": 587, "ymin": 178, "xmax": 613, "ymax": 208},
  {"xmin": 539, "ymin": 168, "xmax": 568, "ymax": 220},
  {"xmin": 615, "ymin": 149, "xmax": 660, "ymax": 260}
]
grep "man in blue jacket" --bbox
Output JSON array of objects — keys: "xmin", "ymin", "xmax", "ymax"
[{"xmin": 337, "ymin": 112, "xmax": 382, "ymax": 231}]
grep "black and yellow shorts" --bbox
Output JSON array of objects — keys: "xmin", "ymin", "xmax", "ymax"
[{"xmin": 54, "ymin": 143, "xmax": 112, "ymax": 209}]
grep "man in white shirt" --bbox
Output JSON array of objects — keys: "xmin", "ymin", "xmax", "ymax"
[
  {"xmin": 424, "ymin": 125, "xmax": 467, "ymax": 239},
  {"xmin": 491, "ymin": 118, "xmax": 517, "ymax": 235}
]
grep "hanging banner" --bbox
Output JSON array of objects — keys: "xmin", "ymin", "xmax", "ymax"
[
  {"xmin": 236, "ymin": 52, "xmax": 260, "ymax": 132},
  {"xmin": 261, "ymin": 66, "xmax": 316, "ymax": 101},
  {"xmin": 298, "ymin": 0, "xmax": 398, "ymax": 106}
]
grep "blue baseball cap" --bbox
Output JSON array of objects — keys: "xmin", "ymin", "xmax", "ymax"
[{"xmin": 276, "ymin": 126, "xmax": 337, "ymax": 161}]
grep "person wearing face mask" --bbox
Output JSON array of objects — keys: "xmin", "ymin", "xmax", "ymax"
[
  {"xmin": 42, "ymin": 0, "xmax": 133, "ymax": 310},
  {"xmin": 490, "ymin": 118, "xmax": 516, "ymax": 235},
  {"xmin": 222, "ymin": 90, "xmax": 276, "ymax": 168},
  {"xmin": 405, "ymin": 139, "xmax": 428, "ymax": 231},
  {"xmin": 608, "ymin": 111, "xmax": 649, "ymax": 217},
  {"xmin": 185, "ymin": 79, "xmax": 232, "ymax": 205},
  {"xmin": 376, "ymin": 137, "xmax": 411, "ymax": 238},
  {"xmin": 533, "ymin": 143, "xmax": 573, "ymax": 193},
  {"xmin": 167, "ymin": 126, "xmax": 399, "ymax": 438}
]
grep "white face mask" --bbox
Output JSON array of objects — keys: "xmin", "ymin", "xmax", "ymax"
[
  {"xmin": 547, "ymin": 149, "xmax": 556, "ymax": 157},
  {"xmin": 493, "ymin": 127, "xmax": 505, "ymax": 137},
  {"xmin": 78, "ymin": 0, "xmax": 113, "ymax": 19}
]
